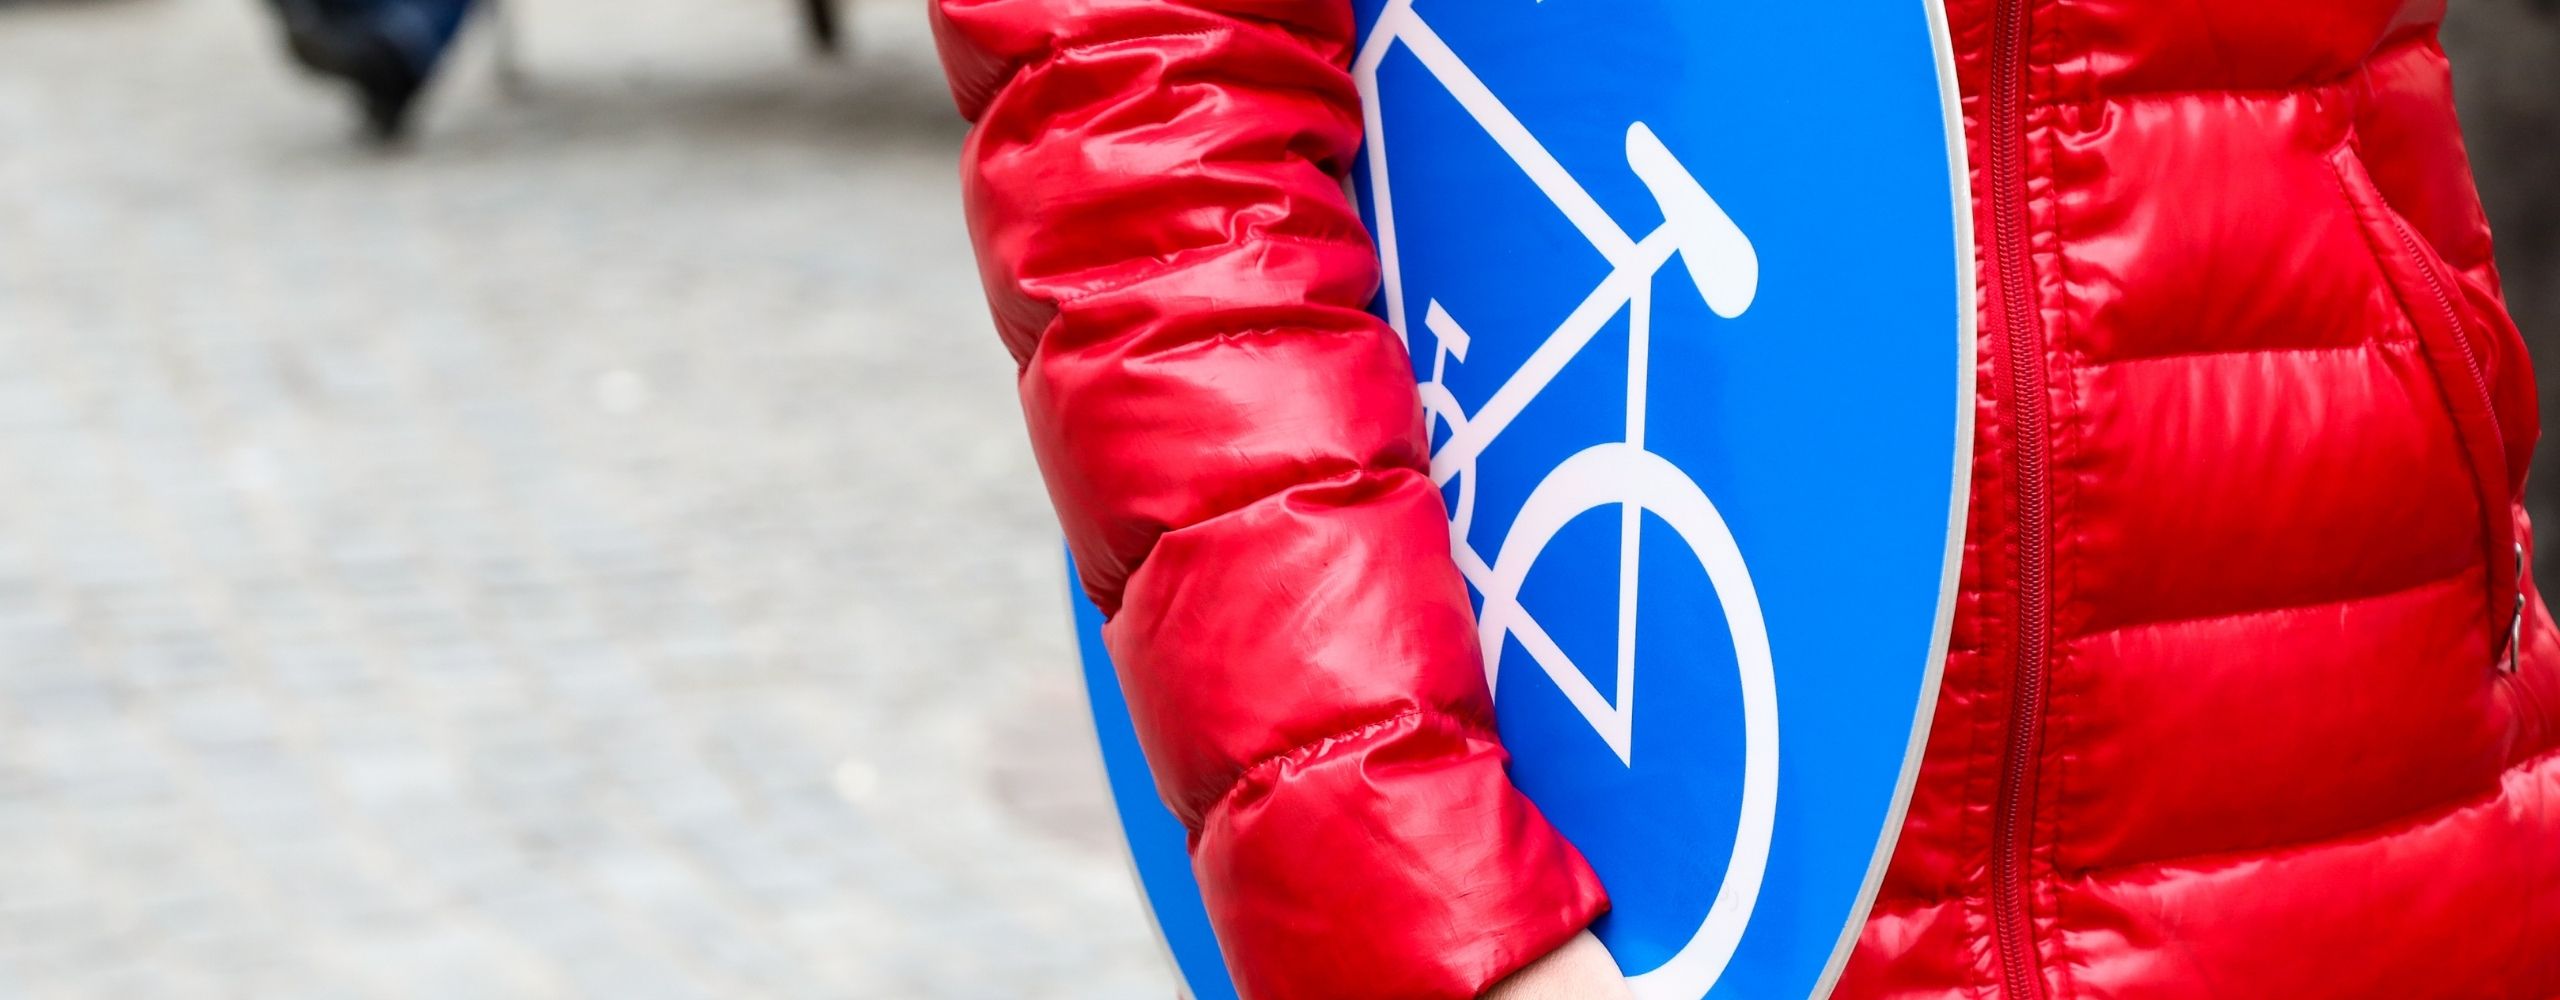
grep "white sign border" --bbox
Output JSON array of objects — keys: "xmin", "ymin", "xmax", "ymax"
[{"xmin": 1806, "ymin": 1, "xmax": 1979, "ymax": 996}]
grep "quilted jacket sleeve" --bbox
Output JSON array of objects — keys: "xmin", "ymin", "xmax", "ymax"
[{"xmin": 930, "ymin": 2, "xmax": 1609, "ymax": 998}]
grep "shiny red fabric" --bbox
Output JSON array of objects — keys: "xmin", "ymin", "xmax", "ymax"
[
  {"xmin": 932, "ymin": 3, "xmax": 1607, "ymax": 999},
  {"xmin": 934, "ymin": 1, "xmax": 2560, "ymax": 998}
]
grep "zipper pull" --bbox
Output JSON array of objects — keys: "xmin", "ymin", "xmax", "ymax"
[{"xmin": 2506, "ymin": 541, "xmax": 2526, "ymax": 675}]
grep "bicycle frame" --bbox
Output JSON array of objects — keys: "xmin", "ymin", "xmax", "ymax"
[
  {"xmin": 1351, "ymin": 8, "xmax": 1780, "ymax": 995},
  {"xmin": 1354, "ymin": 0, "xmax": 1760, "ymax": 753}
]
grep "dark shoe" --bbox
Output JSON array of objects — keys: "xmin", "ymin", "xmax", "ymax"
[
  {"xmin": 351, "ymin": 57, "xmax": 427, "ymax": 142},
  {"xmin": 269, "ymin": 0, "xmax": 428, "ymax": 142}
]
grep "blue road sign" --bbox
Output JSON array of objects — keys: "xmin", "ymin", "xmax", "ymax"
[{"xmin": 1075, "ymin": 1, "xmax": 1971, "ymax": 997}]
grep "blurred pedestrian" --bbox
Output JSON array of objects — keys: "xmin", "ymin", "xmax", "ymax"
[{"xmin": 264, "ymin": 0, "xmax": 478, "ymax": 140}]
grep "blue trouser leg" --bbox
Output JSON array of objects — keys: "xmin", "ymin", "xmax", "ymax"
[{"xmin": 354, "ymin": 0, "xmax": 477, "ymax": 76}]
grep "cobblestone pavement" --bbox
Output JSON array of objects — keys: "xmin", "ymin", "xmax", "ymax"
[{"xmin": 0, "ymin": 0, "xmax": 1170, "ymax": 996}]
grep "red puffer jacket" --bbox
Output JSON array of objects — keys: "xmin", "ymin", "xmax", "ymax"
[{"xmin": 933, "ymin": 1, "xmax": 2560, "ymax": 999}]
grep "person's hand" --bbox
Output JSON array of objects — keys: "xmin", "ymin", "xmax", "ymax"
[{"xmin": 1480, "ymin": 930, "xmax": 1633, "ymax": 1000}]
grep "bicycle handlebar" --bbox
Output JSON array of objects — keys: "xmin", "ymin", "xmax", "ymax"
[{"xmin": 1626, "ymin": 122, "xmax": 1758, "ymax": 319}]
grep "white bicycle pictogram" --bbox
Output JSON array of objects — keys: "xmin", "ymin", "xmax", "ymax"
[{"xmin": 1355, "ymin": 2, "xmax": 1779, "ymax": 995}]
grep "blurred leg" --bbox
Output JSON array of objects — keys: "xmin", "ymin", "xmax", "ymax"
[
  {"xmin": 366, "ymin": 0, "xmax": 478, "ymax": 77},
  {"xmin": 264, "ymin": 0, "xmax": 480, "ymax": 140},
  {"xmin": 801, "ymin": 0, "xmax": 840, "ymax": 56}
]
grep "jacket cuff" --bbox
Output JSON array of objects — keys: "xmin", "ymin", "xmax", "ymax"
[{"xmin": 1189, "ymin": 710, "xmax": 1610, "ymax": 1000}]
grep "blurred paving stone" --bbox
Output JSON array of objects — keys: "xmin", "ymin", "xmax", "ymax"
[{"xmin": 0, "ymin": 0, "xmax": 1171, "ymax": 996}]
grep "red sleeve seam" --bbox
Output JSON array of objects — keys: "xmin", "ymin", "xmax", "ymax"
[
  {"xmin": 1096, "ymin": 462, "xmax": 1431, "ymax": 615},
  {"xmin": 1187, "ymin": 707, "xmax": 1491, "ymax": 827},
  {"xmin": 964, "ymin": 23, "xmax": 1231, "ymax": 124},
  {"xmin": 1039, "ymin": 230, "xmax": 1368, "ymax": 312},
  {"xmin": 1009, "ymin": 231, "xmax": 1372, "ymax": 377}
]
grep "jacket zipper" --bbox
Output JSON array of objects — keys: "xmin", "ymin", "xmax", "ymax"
[
  {"xmin": 2380, "ymin": 207, "xmax": 2523, "ymax": 671},
  {"xmin": 1986, "ymin": 0, "xmax": 2049, "ymax": 997}
]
